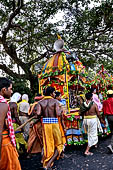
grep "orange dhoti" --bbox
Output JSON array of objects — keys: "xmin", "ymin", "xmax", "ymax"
[
  {"xmin": 0, "ymin": 131, "xmax": 21, "ymax": 170},
  {"xmin": 42, "ymin": 122, "xmax": 63, "ymax": 168},
  {"xmin": 27, "ymin": 121, "xmax": 43, "ymax": 153}
]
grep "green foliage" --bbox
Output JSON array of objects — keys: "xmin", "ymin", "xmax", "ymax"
[
  {"xmin": 60, "ymin": 0, "xmax": 113, "ymax": 72},
  {"xmin": 7, "ymin": 76, "xmax": 37, "ymax": 103}
]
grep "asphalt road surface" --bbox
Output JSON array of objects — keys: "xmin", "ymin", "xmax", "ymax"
[{"xmin": 20, "ymin": 136, "xmax": 113, "ymax": 170}]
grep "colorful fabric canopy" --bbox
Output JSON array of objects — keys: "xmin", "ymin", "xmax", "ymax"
[
  {"xmin": 41, "ymin": 51, "xmax": 85, "ymax": 74},
  {"xmin": 39, "ymin": 51, "xmax": 86, "ymax": 86}
]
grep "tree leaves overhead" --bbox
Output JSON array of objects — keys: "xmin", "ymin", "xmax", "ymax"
[
  {"xmin": 0, "ymin": 0, "xmax": 113, "ymax": 93},
  {"xmin": 61, "ymin": 0, "xmax": 113, "ymax": 71}
]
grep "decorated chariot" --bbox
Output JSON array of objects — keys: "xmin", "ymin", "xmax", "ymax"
[
  {"xmin": 38, "ymin": 38, "xmax": 112, "ymax": 145},
  {"xmin": 38, "ymin": 38, "xmax": 89, "ymax": 145}
]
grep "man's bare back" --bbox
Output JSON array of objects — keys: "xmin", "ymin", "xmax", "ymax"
[
  {"xmin": 9, "ymin": 102, "xmax": 17, "ymax": 118},
  {"xmin": 36, "ymin": 98, "xmax": 62, "ymax": 118},
  {"xmin": 84, "ymin": 103, "xmax": 100, "ymax": 117},
  {"xmin": 9, "ymin": 102, "xmax": 21, "ymax": 125}
]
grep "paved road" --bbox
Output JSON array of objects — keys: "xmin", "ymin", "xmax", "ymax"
[{"xmin": 20, "ymin": 136, "xmax": 113, "ymax": 170}]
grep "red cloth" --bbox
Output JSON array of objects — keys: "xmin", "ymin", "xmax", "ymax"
[
  {"xmin": 103, "ymin": 97, "xmax": 113, "ymax": 115},
  {"xmin": 0, "ymin": 95, "xmax": 16, "ymax": 147}
]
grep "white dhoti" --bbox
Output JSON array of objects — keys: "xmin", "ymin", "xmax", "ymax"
[
  {"xmin": 97, "ymin": 118, "xmax": 103, "ymax": 133},
  {"xmin": 83, "ymin": 116, "xmax": 98, "ymax": 147}
]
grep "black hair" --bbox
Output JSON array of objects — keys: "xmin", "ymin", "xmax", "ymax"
[
  {"xmin": 107, "ymin": 94, "xmax": 113, "ymax": 98},
  {"xmin": 85, "ymin": 92, "xmax": 93, "ymax": 100},
  {"xmin": 90, "ymin": 87, "xmax": 94, "ymax": 93},
  {"xmin": 45, "ymin": 86, "xmax": 55, "ymax": 96},
  {"xmin": 55, "ymin": 92, "xmax": 61, "ymax": 98},
  {"xmin": 0, "ymin": 77, "xmax": 12, "ymax": 91},
  {"xmin": 108, "ymin": 85, "xmax": 112, "ymax": 90}
]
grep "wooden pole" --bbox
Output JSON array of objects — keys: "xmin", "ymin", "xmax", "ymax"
[
  {"xmin": 15, "ymin": 115, "xmax": 36, "ymax": 132},
  {"xmin": 39, "ymin": 79, "xmax": 40, "ymax": 93},
  {"xmin": 66, "ymin": 69, "xmax": 70, "ymax": 112}
]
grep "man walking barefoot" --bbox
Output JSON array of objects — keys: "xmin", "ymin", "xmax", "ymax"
[
  {"xmin": 36, "ymin": 87, "xmax": 63, "ymax": 169},
  {"xmin": 81, "ymin": 92, "xmax": 102, "ymax": 156},
  {"xmin": 0, "ymin": 77, "xmax": 21, "ymax": 170}
]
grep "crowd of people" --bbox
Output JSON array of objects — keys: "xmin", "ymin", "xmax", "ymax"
[{"xmin": 0, "ymin": 77, "xmax": 113, "ymax": 170}]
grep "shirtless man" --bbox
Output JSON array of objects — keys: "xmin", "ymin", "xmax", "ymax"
[
  {"xmin": 36, "ymin": 87, "xmax": 63, "ymax": 169},
  {"xmin": 0, "ymin": 77, "xmax": 21, "ymax": 170},
  {"xmin": 27, "ymin": 94, "xmax": 44, "ymax": 158},
  {"xmin": 82, "ymin": 92, "xmax": 102, "ymax": 156}
]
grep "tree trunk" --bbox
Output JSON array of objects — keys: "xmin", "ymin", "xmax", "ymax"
[{"xmin": 29, "ymin": 74, "xmax": 39, "ymax": 95}]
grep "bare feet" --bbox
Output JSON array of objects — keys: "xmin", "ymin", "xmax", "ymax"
[
  {"xmin": 95, "ymin": 144, "xmax": 97, "ymax": 148},
  {"xmin": 84, "ymin": 152, "xmax": 93, "ymax": 156},
  {"xmin": 46, "ymin": 162, "xmax": 54, "ymax": 169},
  {"xmin": 27, "ymin": 154, "xmax": 32, "ymax": 159},
  {"xmin": 60, "ymin": 152, "xmax": 64, "ymax": 159}
]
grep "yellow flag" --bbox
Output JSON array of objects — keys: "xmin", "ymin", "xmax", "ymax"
[{"xmin": 57, "ymin": 34, "xmax": 62, "ymax": 39}]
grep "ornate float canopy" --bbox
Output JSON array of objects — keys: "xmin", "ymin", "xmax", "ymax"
[
  {"xmin": 86, "ymin": 65, "xmax": 113, "ymax": 100},
  {"xmin": 38, "ymin": 38, "xmax": 88, "ymax": 110},
  {"xmin": 39, "ymin": 50, "xmax": 86, "ymax": 86}
]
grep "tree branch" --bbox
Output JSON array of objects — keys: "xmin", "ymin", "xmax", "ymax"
[
  {"xmin": 28, "ymin": 52, "xmax": 48, "ymax": 66},
  {"xmin": 11, "ymin": 24, "xmax": 27, "ymax": 32},
  {"xmin": 2, "ymin": 0, "xmax": 24, "ymax": 37},
  {"xmin": 0, "ymin": 64, "xmax": 26, "ymax": 79},
  {"xmin": 70, "ymin": 26, "xmax": 111, "ymax": 47},
  {"xmin": 39, "ymin": 39, "xmax": 51, "ymax": 57},
  {"xmin": 16, "ymin": 43, "xmax": 29, "ymax": 52},
  {"xmin": 0, "ymin": 0, "xmax": 30, "ymax": 74},
  {"xmin": 1, "ymin": 43, "xmax": 29, "ymax": 73}
]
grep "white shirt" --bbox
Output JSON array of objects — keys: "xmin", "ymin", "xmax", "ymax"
[{"xmin": 19, "ymin": 101, "xmax": 30, "ymax": 114}]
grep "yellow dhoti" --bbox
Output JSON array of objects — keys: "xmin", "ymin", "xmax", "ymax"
[
  {"xmin": 58, "ymin": 117, "xmax": 66, "ymax": 146},
  {"xmin": 42, "ymin": 122, "xmax": 63, "ymax": 168}
]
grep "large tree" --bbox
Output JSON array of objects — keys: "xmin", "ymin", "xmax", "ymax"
[
  {"xmin": 60, "ymin": 0, "xmax": 113, "ymax": 72},
  {"xmin": 0, "ymin": 0, "xmax": 63, "ymax": 93},
  {"xmin": 0, "ymin": 0, "xmax": 113, "ymax": 94}
]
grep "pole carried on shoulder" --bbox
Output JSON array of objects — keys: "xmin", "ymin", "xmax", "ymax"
[{"xmin": 15, "ymin": 115, "xmax": 36, "ymax": 132}]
